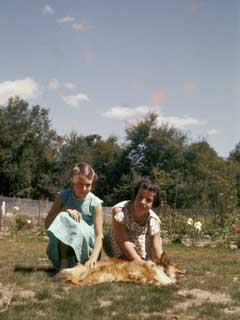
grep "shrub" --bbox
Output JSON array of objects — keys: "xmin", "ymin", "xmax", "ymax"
[{"xmin": 8, "ymin": 213, "xmax": 33, "ymax": 236}]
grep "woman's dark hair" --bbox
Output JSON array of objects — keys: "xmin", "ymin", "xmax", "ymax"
[{"xmin": 131, "ymin": 180, "xmax": 161, "ymax": 208}]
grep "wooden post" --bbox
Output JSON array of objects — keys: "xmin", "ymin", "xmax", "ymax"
[{"xmin": 38, "ymin": 201, "xmax": 41, "ymax": 226}]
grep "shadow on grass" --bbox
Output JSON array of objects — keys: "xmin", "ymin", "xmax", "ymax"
[{"xmin": 14, "ymin": 265, "xmax": 56, "ymax": 277}]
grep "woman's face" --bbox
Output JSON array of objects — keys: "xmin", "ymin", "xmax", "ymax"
[
  {"xmin": 133, "ymin": 187, "xmax": 155, "ymax": 215},
  {"xmin": 72, "ymin": 174, "xmax": 93, "ymax": 199}
]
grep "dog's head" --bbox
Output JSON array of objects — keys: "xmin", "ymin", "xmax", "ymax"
[{"xmin": 158, "ymin": 252, "xmax": 187, "ymax": 279}]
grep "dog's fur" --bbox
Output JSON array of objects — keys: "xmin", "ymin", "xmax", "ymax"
[{"xmin": 56, "ymin": 252, "xmax": 186, "ymax": 287}]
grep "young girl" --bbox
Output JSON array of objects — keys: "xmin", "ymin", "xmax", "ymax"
[
  {"xmin": 45, "ymin": 162, "xmax": 103, "ymax": 270},
  {"xmin": 104, "ymin": 180, "xmax": 162, "ymax": 264}
]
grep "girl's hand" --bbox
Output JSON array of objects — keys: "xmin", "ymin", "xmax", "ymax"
[
  {"xmin": 85, "ymin": 257, "xmax": 97, "ymax": 268},
  {"xmin": 67, "ymin": 209, "xmax": 82, "ymax": 222}
]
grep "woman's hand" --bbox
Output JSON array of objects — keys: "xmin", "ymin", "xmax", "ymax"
[
  {"xmin": 66, "ymin": 209, "xmax": 82, "ymax": 222},
  {"xmin": 143, "ymin": 260, "xmax": 155, "ymax": 268},
  {"xmin": 85, "ymin": 257, "xmax": 97, "ymax": 268}
]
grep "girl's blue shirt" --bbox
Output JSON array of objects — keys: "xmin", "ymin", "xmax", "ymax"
[{"xmin": 59, "ymin": 188, "xmax": 103, "ymax": 226}]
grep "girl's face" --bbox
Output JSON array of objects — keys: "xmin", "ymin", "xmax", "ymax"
[
  {"xmin": 72, "ymin": 174, "xmax": 93, "ymax": 199},
  {"xmin": 133, "ymin": 187, "xmax": 155, "ymax": 216}
]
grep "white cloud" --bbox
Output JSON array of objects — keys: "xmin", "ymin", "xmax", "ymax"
[
  {"xmin": 63, "ymin": 82, "xmax": 77, "ymax": 90},
  {"xmin": 57, "ymin": 16, "xmax": 75, "ymax": 23},
  {"xmin": 0, "ymin": 77, "xmax": 40, "ymax": 105},
  {"xmin": 62, "ymin": 93, "xmax": 89, "ymax": 107},
  {"xmin": 48, "ymin": 78, "xmax": 59, "ymax": 90},
  {"xmin": 156, "ymin": 116, "xmax": 205, "ymax": 128},
  {"xmin": 103, "ymin": 105, "xmax": 205, "ymax": 129},
  {"xmin": 103, "ymin": 106, "xmax": 160, "ymax": 120},
  {"xmin": 207, "ymin": 128, "xmax": 221, "ymax": 136},
  {"xmin": 48, "ymin": 79, "xmax": 77, "ymax": 91},
  {"xmin": 72, "ymin": 22, "xmax": 92, "ymax": 32},
  {"xmin": 43, "ymin": 5, "xmax": 54, "ymax": 16}
]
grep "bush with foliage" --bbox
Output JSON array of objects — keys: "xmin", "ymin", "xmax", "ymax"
[{"xmin": 7, "ymin": 210, "xmax": 32, "ymax": 236}]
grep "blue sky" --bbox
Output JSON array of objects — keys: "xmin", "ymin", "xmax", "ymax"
[{"xmin": 0, "ymin": 0, "xmax": 239, "ymax": 157}]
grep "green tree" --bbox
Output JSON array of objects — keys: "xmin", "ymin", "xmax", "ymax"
[
  {"xmin": 228, "ymin": 141, "xmax": 240, "ymax": 207},
  {"xmin": 229, "ymin": 142, "xmax": 240, "ymax": 162},
  {"xmin": 0, "ymin": 97, "xmax": 60, "ymax": 199},
  {"xmin": 92, "ymin": 136, "xmax": 125, "ymax": 204},
  {"xmin": 125, "ymin": 113, "xmax": 187, "ymax": 176},
  {"xmin": 124, "ymin": 113, "xmax": 188, "ymax": 207},
  {"xmin": 182, "ymin": 140, "xmax": 238, "ymax": 220},
  {"xmin": 56, "ymin": 133, "xmax": 126, "ymax": 205},
  {"xmin": 57, "ymin": 132, "xmax": 94, "ymax": 187}
]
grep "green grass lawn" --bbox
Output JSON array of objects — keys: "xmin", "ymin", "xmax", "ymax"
[{"xmin": 0, "ymin": 233, "xmax": 240, "ymax": 320}]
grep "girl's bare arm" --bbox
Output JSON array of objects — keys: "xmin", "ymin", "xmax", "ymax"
[
  {"xmin": 44, "ymin": 195, "xmax": 62, "ymax": 229},
  {"xmin": 85, "ymin": 204, "xmax": 103, "ymax": 267}
]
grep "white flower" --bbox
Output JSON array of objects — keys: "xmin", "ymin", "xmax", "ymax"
[
  {"xmin": 114, "ymin": 211, "xmax": 125, "ymax": 223},
  {"xmin": 27, "ymin": 219, "xmax": 32, "ymax": 224},
  {"xmin": 13, "ymin": 206, "xmax": 20, "ymax": 211},
  {"xmin": 6, "ymin": 212, "xmax": 13, "ymax": 217},
  {"xmin": 187, "ymin": 218, "xmax": 193, "ymax": 225},
  {"xmin": 194, "ymin": 221, "xmax": 202, "ymax": 231}
]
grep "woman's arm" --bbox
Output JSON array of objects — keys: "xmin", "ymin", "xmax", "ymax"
[
  {"xmin": 150, "ymin": 231, "xmax": 163, "ymax": 262},
  {"xmin": 85, "ymin": 204, "xmax": 103, "ymax": 267},
  {"xmin": 44, "ymin": 195, "xmax": 62, "ymax": 229},
  {"xmin": 112, "ymin": 207, "xmax": 144, "ymax": 263}
]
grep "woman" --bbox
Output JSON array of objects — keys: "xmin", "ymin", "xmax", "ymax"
[{"xmin": 104, "ymin": 180, "xmax": 162, "ymax": 264}]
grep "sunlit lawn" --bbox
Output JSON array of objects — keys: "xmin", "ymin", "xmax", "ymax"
[{"xmin": 0, "ymin": 233, "xmax": 240, "ymax": 320}]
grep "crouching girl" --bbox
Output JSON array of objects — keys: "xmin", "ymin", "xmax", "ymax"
[{"xmin": 45, "ymin": 162, "xmax": 103, "ymax": 270}]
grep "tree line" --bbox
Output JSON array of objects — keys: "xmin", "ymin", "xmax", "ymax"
[{"xmin": 1, "ymin": 97, "xmax": 240, "ymax": 214}]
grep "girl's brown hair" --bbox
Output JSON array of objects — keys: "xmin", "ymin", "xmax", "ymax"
[{"xmin": 70, "ymin": 162, "xmax": 97, "ymax": 184}]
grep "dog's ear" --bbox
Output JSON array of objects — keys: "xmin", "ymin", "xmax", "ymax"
[{"xmin": 159, "ymin": 252, "xmax": 170, "ymax": 268}]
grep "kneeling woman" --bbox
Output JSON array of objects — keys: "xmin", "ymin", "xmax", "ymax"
[
  {"xmin": 104, "ymin": 180, "xmax": 163, "ymax": 264},
  {"xmin": 45, "ymin": 163, "xmax": 103, "ymax": 270}
]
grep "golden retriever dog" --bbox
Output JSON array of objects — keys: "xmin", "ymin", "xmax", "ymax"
[{"xmin": 56, "ymin": 252, "xmax": 186, "ymax": 287}]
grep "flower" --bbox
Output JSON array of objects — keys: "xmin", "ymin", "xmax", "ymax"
[
  {"xmin": 194, "ymin": 221, "xmax": 202, "ymax": 231},
  {"xmin": 187, "ymin": 218, "xmax": 193, "ymax": 225},
  {"xmin": 27, "ymin": 219, "xmax": 32, "ymax": 224},
  {"xmin": 13, "ymin": 206, "xmax": 20, "ymax": 211},
  {"xmin": 114, "ymin": 211, "xmax": 124, "ymax": 223},
  {"xmin": 6, "ymin": 212, "xmax": 13, "ymax": 217}
]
